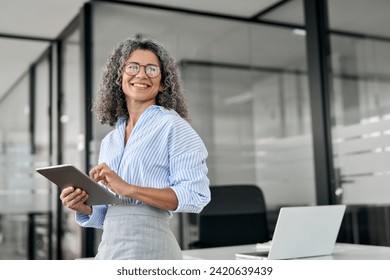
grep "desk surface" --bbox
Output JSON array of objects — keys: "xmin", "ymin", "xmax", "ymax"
[{"xmin": 183, "ymin": 243, "xmax": 390, "ymax": 260}]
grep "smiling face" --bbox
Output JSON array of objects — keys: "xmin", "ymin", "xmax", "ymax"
[{"xmin": 121, "ymin": 49, "xmax": 163, "ymax": 108}]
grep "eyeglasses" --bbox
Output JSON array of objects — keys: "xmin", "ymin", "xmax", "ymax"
[{"xmin": 123, "ymin": 62, "xmax": 161, "ymax": 78}]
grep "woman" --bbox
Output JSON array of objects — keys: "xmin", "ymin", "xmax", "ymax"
[{"xmin": 60, "ymin": 37, "xmax": 211, "ymax": 259}]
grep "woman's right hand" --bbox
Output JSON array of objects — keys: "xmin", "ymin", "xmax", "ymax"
[{"xmin": 60, "ymin": 186, "xmax": 92, "ymax": 215}]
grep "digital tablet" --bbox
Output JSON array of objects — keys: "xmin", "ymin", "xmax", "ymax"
[{"xmin": 36, "ymin": 164, "xmax": 123, "ymax": 206}]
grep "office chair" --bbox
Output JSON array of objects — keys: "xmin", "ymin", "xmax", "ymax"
[{"xmin": 189, "ymin": 184, "xmax": 270, "ymax": 249}]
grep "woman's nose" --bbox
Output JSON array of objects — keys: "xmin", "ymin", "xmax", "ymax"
[{"xmin": 135, "ymin": 65, "xmax": 147, "ymax": 77}]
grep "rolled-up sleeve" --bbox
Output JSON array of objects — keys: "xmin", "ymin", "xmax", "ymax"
[
  {"xmin": 75, "ymin": 205, "xmax": 108, "ymax": 229},
  {"xmin": 170, "ymin": 149, "xmax": 211, "ymax": 213}
]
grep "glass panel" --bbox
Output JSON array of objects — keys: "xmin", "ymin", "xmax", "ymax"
[
  {"xmin": 0, "ymin": 37, "xmax": 50, "ymax": 259},
  {"xmin": 331, "ymin": 35, "xmax": 390, "ymax": 205},
  {"xmin": 61, "ymin": 27, "xmax": 84, "ymax": 259},
  {"xmin": 183, "ymin": 65, "xmax": 314, "ymax": 210},
  {"xmin": 92, "ymin": 2, "xmax": 313, "ymax": 249},
  {"xmin": 248, "ymin": 24, "xmax": 314, "ymax": 213},
  {"xmin": 329, "ymin": 1, "xmax": 390, "ymax": 246},
  {"xmin": 0, "ymin": 75, "xmax": 31, "ymax": 259},
  {"xmin": 32, "ymin": 56, "xmax": 53, "ymax": 259},
  {"xmin": 184, "ymin": 65, "xmax": 256, "ymax": 185}
]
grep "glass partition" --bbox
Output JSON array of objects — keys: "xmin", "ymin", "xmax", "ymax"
[
  {"xmin": 32, "ymin": 55, "xmax": 53, "ymax": 259},
  {"xmin": 60, "ymin": 27, "xmax": 84, "ymax": 259},
  {"xmin": 249, "ymin": 23, "xmax": 313, "ymax": 209},
  {"xmin": 0, "ymin": 34, "xmax": 52, "ymax": 259},
  {"xmin": 0, "ymin": 74, "xmax": 31, "ymax": 259},
  {"xmin": 0, "ymin": 54, "xmax": 53, "ymax": 260},
  {"xmin": 331, "ymin": 35, "xmax": 390, "ymax": 205},
  {"xmin": 328, "ymin": 0, "xmax": 390, "ymax": 245}
]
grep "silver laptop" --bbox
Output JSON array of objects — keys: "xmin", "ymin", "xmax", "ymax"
[{"xmin": 236, "ymin": 205, "xmax": 346, "ymax": 260}]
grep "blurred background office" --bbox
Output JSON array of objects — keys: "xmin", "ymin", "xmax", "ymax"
[{"xmin": 1, "ymin": 0, "xmax": 390, "ymax": 259}]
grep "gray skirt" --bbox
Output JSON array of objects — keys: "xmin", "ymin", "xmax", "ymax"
[{"xmin": 94, "ymin": 204, "xmax": 182, "ymax": 260}]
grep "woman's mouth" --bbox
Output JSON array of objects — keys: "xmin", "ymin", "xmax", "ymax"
[{"xmin": 131, "ymin": 83, "xmax": 149, "ymax": 89}]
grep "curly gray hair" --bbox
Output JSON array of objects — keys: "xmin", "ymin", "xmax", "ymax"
[{"xmin": 92, "ymin": 37, "xmax": 189, "ymax": 126}]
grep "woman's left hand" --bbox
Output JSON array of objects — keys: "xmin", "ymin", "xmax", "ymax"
[{"xmin": 89, "ymin": 162, "xmax": 130, "ymax": 197}]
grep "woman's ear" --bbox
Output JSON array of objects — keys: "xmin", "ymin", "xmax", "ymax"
[{"xmin": 159, "ymin": 84, "xmax": 164, "ymax": 92}]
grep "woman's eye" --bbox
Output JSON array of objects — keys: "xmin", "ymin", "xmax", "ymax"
[
  {"xmin": 147, "ymin": 67, "xmax": 157, "ymax": 73},
  {"xmin": 125, "ymin": 65, "xmax": 139, "ymax": 74}
]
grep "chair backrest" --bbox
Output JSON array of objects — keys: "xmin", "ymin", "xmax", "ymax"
[{"xmin": 191, "ymin": 184, "xmax": 270, "ymax": 248}]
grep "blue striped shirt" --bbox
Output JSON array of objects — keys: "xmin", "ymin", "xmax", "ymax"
[{"xmin": 76, "ymin": 105, "xmax": 210, "ymax": 228}]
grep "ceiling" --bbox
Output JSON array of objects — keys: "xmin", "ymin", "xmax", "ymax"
[{"xmin": 0, "ymin": 0, "xmax": 390, "ymax": 101}]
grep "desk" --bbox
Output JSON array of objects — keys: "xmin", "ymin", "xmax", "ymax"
[{"xmin": 183, "ymin": 243, "xmax": 390, "ymax": 260}]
